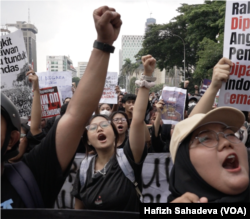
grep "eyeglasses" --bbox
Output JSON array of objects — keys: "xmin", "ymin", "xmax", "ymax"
[
  {"xmin": 86, "ymin": 121, "xmax": 111, "ymax": 132},
  {"xmin": 112, "ymin": 118, "xmax": 127, "ymax": 123},
  {"xmin": 191, "ymin": 127, "xmax": 242, "ymax": 148},
  {"xmin": 20, "ymin": 133, "xmax": 26, "ymax": 138}
]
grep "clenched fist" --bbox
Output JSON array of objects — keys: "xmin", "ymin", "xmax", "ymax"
[{"xmin": 93, "ymin": 6, "xmax": 122, "ymax": 45}]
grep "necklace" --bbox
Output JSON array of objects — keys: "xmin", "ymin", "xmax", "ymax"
[{"xmin": 94, "ymin": 161, "xmax": 109, "ymax": 175}]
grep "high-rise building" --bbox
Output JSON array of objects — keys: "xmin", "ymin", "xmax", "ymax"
[
  {"xmin": 145, "ymin": 18, "xmax": 156, "ymax": 33},
  {"xmin": 46, "ymin": 55, "xmax": 76, "ymax": 77},
  {"xmin": 5, "ymin": 21, "xmax": 38, "ymax": 71},
  {"xmin": 121, "ymin": 35, "xmax": 144, "ymax": 65},
  {"xmin": 77, "ymin": 62, "xmax": 88, "ymax": 78}
]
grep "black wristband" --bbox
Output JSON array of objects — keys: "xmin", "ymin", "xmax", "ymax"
[{"xmin": 93, "ymin": 40, "xmax": 115, "ymax": 53}]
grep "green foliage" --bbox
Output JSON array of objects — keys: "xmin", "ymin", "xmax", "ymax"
[
  {"xmin": 194, "ymin": 33, "xmax": 224, "ymax": 82},
  {"xmin": 150, "ymin": 83, "xmax": 165, "ymax": 94},
  {"xmin": 72, "ymin": 77, "xmax": 80, "ymax": 87},
  {"xmin": 135, "ymin": 0, "xmax": 226, "ymax": 90}
]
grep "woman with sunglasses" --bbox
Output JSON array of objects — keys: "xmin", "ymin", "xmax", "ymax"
[
  {"xmin": 109, "ymin": 111, "xmax": 130, "ymax": 148},
  {"xmin": 168, "ymin": 57, "xmax": 250, "ymax": 203},
  {"xmin": 71, "ymin": 55, "xmax": 156, "ymax": 211}
]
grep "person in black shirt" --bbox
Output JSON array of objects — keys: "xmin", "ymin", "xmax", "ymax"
[
  {"xmin": 1, "ymin": 6, "xmax": 123, "ymax": 209},
  {"xmin": 110, "ymin": 111, "xmax": 130, "ymax": 148},
  {"xmin": 71, "ymin": 55, "xmax": 157, "ymax": 212}
]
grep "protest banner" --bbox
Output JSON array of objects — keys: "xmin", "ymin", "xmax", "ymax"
[
  {"xmin": 39, "ymin": 86, "xmax": 63, "ymax": 119},
  {"xmin": 99, "ymin": 72, "xmax": 118, "ymax": 104},
  {"xmin": 54, "ymin": 153, "xmax": 173, "ymax": 209},
  {"xmin": 1, "ymin": 29, "xmax": 32, "ymax": 117},
  {"xmin": 218, "ymin": 0, "xmax": 250, "ymax": 111},
  {"xmin": 200, "ymin": 79, "xmax": 211, "ymax": 96},
  {"xmin": 160, "ymin": 86, "xmax": 187, "ymax": 125},
  {"xmin": 36, "ymin": 71, "xmax": 72, "ymax": 102}
]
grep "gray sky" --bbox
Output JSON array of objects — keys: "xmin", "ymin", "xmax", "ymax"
[{"xmin": 1, "ymin": 0, "xmax": 205, "ymax": 74}]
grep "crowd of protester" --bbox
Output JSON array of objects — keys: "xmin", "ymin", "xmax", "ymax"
[{"xmin": 1, "ymin": 5, "xmax": 250, "ymax": 214}]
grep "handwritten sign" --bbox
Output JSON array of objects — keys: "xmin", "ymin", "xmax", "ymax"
[
  {"xmin": 39, "ymin": 86, "xmax": 63, "ymax": 119},
  {"xmin": 36, "ymin": 71, "xmax": 72, "ymax": 102},
  {"xmin": 218, "ymin": 1, "xmax": 250, "ymax": 111},
  {"xmin": 1, "ymin": 30, "xmax": 32, "ymax": 117},
  {"xmin": 99, "ymin": 72, "xmax": 118, "ymax": 104}
]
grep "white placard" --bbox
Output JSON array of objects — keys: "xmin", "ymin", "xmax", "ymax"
[
  {"xmin": 36, "ymin": 71, "xmax": 72, "ymax": 102},
  {"xmin": 1, "ymin": 29, "xmax": 32, "ymax": 117},
  {"xmin": 99, "ymin": 72, "xmax": 118, "ymax": 104},
  {"xmin": 218, "ymin": 1, "xmax": 250, "ymax": 111}
]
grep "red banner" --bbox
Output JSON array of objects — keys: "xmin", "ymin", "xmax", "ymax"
[{"xmin": 39, "ymin": 86, "xmax": 63, "ymax": 119}]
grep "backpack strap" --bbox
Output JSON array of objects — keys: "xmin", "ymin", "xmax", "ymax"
[
  {"xmin": 4, "ymin": 161, "xmax": 44, "ymax": 208},
  {"xmin": 79, "ymin": 155, "xmax": 95, "ymax": 188},
  {"xmin": 116, "ymin": 149, "xmax": 143, "ymax": 202}
]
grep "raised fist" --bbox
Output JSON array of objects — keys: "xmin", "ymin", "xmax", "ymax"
[
  {"xmin": 93, "ymin": 6, "xmax": 122, "ymax": 45},
  {"xmin": 141, "ymin": 55, "xmax": 156, "ymax": 76}
]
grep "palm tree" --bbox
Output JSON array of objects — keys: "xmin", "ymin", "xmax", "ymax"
[{"xmin": 120, "ymin": 58, "xmax": 133, "ymax": 92}]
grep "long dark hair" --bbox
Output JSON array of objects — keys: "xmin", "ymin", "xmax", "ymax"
[
  {"xmin": 82, "ymin": 114, "xmax": 119, "ymax": 156},
  {"xmin": 109, "ymin": 111, "xmax": 130, "ymax": 135}
]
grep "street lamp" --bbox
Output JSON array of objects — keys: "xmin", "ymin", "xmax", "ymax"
[{"xmin": 159, "ymin": 30, "xmax": 186, "ymax": 82}]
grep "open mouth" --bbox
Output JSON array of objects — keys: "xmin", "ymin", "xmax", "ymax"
[
  {"xmin": 117, "ymin": 125, "xmax": 123, "ymax": 131},
  {"xmin": 98, "ymin": 133, "xmax": 107, "ymax": 141},
  {"xmin": 222, "ymin": 153, "xmax": 239, "ymax": 170}
]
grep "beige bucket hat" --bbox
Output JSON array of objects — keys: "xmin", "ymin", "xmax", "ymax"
[{"xmin": 170, "ymin": 106, "xmax": 245, "ymax": 163}]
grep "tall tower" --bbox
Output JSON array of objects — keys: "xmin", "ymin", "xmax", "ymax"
[
  {"xmin": 145, "ymin": 17, "xmax": 156, "ymax": 33},
  {"xmin": 6, "ymin": 21, "xmax": 38, "ymax": 71}
]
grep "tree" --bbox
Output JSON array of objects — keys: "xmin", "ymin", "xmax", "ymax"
[
  {"xmin": 72, "ymin": 77, "xmax": 80, "ymax": 87},
  {"xmin": 150, "ymin": 83, "xmax": 164, "ymax": 94},
  {"xmin": 135, "ymin": 1, "xmax": 226, "ymax": 91},
  {"xmin": 120, "ymin": 58, "xmax": 133, "ymax": 92},
  {"xmin": 193, "ymin": 33, "xmax": 224, "ymax": 83}
]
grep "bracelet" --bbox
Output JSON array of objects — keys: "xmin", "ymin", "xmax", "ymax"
[
  {"xmin": 140, "ymin": 74, "xmax": 156, "ymax": 82},
  {"xmin": 135, "ymin": 80, "xmax": 155, "ymax": 89}
]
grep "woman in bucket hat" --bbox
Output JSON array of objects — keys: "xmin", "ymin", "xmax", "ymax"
[{"xmin": 168, "ymin": 58, "xmax": 250, "ymax": 202}]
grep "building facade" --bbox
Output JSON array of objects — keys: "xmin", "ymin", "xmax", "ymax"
[
  {"xmin": 6, "ymin": 21, "xmax": 38, "ymax": 71},
  {"xmin": 121, "ymin": 35, "xmax": 144, "ymax": 66},
  {"xmin": 46, "ymin": 56, "xmax": 76, "ymax": 77},
  {"xmin": 77, "ymin": 62, "xmax": 88, "ymax": 78}
]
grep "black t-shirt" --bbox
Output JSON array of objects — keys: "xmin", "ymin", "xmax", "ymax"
[
  {"xmin": 26, "ymin": 130, "xmax": 46, "ymax": 152},
  {"xmin": 1, "ymin": 119, "xmax": 73, "ymax": 209},
  {"xmin": 71, "ymin": 138, "xmax": 147, "ymax": 212},
  {"xmin": 117, "ymin": 136, "xmax": 128, "ymax": 149}
]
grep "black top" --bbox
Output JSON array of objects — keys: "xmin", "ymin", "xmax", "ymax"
[
  {"xmin": 26, "ymin": 131, "xmax": 46, "ymax": 152},
  {"xmin": 71, "ymin": 138, "xmax": 147, "ymax": 212},
  {"xmin": 151, "ymin": 124, "xmax": 171, "ymax": 152},
  {"xmin": 1, "ymin": 119, "xmax": 73, "ymax": 209},
  {"xmin": 117, "ymin": 136, "xmax": 128, "ymax": 149}
]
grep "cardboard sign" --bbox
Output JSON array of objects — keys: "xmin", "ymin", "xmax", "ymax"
[
  {"xmin": 36, "ymin": 71, "xmax": 72, "ymax": 102},
  {"xmin": 218, "ymin": 1, "xmax": 250, "ymax": 111},
  {"xmin": 1, "ymin": 29, "xmax": 32, "ymax": 117},
  {"xmin": 160, "ymin": 86, "xmax": 187, "ymax": 125},
  {"xmin": 39, "ymin": 86, "xmax": 63, "ymax": 118},
  {"xmin": 100, "ymin": 72, "xmax": 118, "ymax": 104}
]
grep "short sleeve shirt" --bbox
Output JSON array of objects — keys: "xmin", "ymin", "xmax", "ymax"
[{"xmin": 71, "ymin": 138, "xmax": 147, "ymax": 212}]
